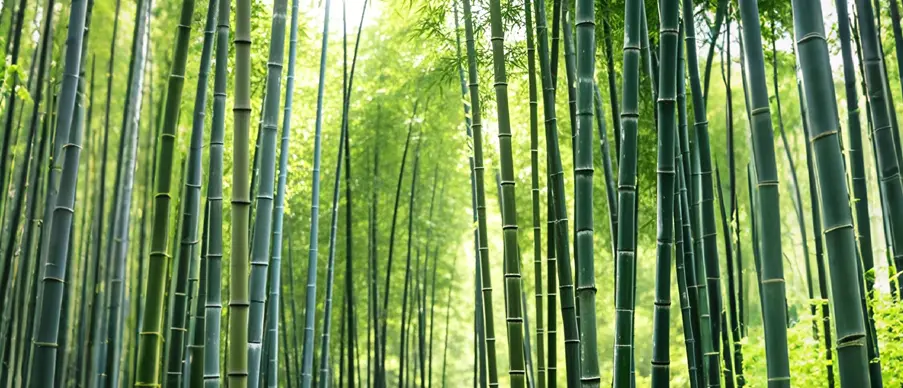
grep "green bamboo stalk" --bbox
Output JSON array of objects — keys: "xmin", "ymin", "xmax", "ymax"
[
  {"xmin": 737, "ymin": 0, "xmax": 790, "ymax": 385},
  {"xmin": 594, "ymin": 84, "xmax": 617, "ymax": 259},
  {"xmin": 460, "ymin": 0, "xmax": 499, "ymax": 384},
  {"xmin": 675, "ymin": 149, "xmax": 698, "ymax": 388},
  {"xmin": 682, "ymin": 0, "xmax": 723, "ymax": 384},
  {"xmin": 602, "ymin": 12, "xmax": 620, "ymax": 157},
  {"xmin": 650, "ymin": 0, "xmax": 678, "ymax": 385},
  {"xmin": 713, "ymin": 167, "xmax": 736, "ymax": 388},
  {"xmin": 573, "ymin": 0, "xmax": 599, "ymax": 382},
  {"xmin": 838, "ymin": 3, "xmax": 883, "ymax": 386},
  {"xmin": 164, "ymin": 1, "xmax": 217, "ymax": 385},
  {"xmin": 854, "ymin": 0, "xmax": 903, "ymax": 293},
  {"xmin": 263, "ymin": 0, "xmax": 300, "ymax": 384},
  {"xmin": 27, "ymin": 0, "xmax": 90, "ymax": 383},
  {"xmin": 531, "ymin": 0, "xmax": 578, "ymax": 383},
  {"xmin": 317, "ymin": 76, "xmax": 353, "ymax": 388},
  {"xmin": 133, "ymin": 0, "xmax": 196, "ymax": 384},
  {"xmin": 377, "ymin": 101, "xmax": 417, "ymax": 387},
  {"xmin": 203, "ymin": 0, "xmax": 231, "ymax": 385},
  {"xmin": 792, "ymin": 2, "xmax": 872, "ymax": 384},
  {"xmin": 701, "ymin": 0, "xmax": 728, "ymax": 100},
  {"xmin": 106, "ymin": 0, "xmax": 151, "ymax": 384},
  {"xmin": 794, "ymin": 75, "xmax": 835, "ymax": 387},
  {"xmin": 229, "ymin": 0, "xmax": 253, "ymax": 384},
  {"xmin": 175, "ymin": 0, "xmax": 215, "ymax": 385},
  {"xmin": 718, "ymin": 15, "xmax": 744, "ymax": 385},
  {"xmin": 483, "ymin": 0, "xmax": 528, "ymax": 381},
  {"xmin": 247, "ymin": 0, "xmax": 288, "ymax": 384},
  {"xmin": 612, "ymin": 0, "xmax": 641, "ymax": 384},
  {"xmin": 299, "ymin": 0, "xmax": 332, "ymax": 383},
  {"xmin": 523, "ymin": 0, "xmax": 544, "ymax": 384}
]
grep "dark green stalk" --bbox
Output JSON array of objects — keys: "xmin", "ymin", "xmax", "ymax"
[
  {"xmin": 461, "ymin": 0, "xmax": 499, "ymax": 384},
  {"xmin": 793, "ymin": 0, "xmax": 872, "ymax": 384},
  {"xmin": 134, "ymin": 0, "xmax": 196, "ymax": 384},
  {"xmin": 738, "ymin": 0, "xmax": 790, "ymax": 385},
  {"xmin": 677, "ymin": 26, "xmax": 706, "ymax": 386},
  {"xmin": 594, "ymin": 84, "xmax": 617, "ymax": 259},
  {"xmin": 714, "ymin": 167, "xmax": 736, "ymax": 388},
  {"xmin": 531, "ymin": 0, "xmax": 578, "ymax": 384},
  {"xmin": 317, "ymin": 74, "xmax": 353, "ymax": 388},
  {"xmin": 247, "ymin": 0, "xmax": 288, "ymax": 384},
  {"xmin": 602, "ymin": 14, "xmax": 621, "ymax": 157},
  {"xmin": 264, "ymin": 0, "xmax": 300, "ymax": 384},
  {"xmin": 839, "ymin": 4, "xmax": 883, "ymax": 387},
  {"xmin": 650, "ymin": 1, "xmax": 678, "ymax": 386},
  {"xmin": 675, "ymin": 153, "xmax": 699, "ymax": 388},
  {"xmin": 299, "ymin": 0, "xmax": 332, "ymax": 384},
  {"xmin": 28, "ymin": 0, "xmax": 90, "ymax": 383},
  {"xmin": 484, "ymin": 0, "xmax": 528, "ymax": 380},
  {"xmin": 574, "ymin": 0, "xmax": 599, "ymax": 381},
  {"xmin": 855, "ymin": 0, "xmax": 903, "ymax": 293},
  {"xmin": 179, "ymin": 0, "xmax": 215, "ymax": 385},
  {"xmin": 524, "ymin": 0, "xmax": 545, "ymax": 384},
  {"xmin": 377, "ymin": 101, "xmax": 418, "ymax": 387},
  {"xmin": 106, "ymin": 0, "xmax": 150, "ymax": 384},
  {"xmin": 701, "ymin": 0, "xmax": 728, "ymax": 100},
  {"xmin": 683, "ymin": 1, "xmax": 723, "ymax": 384},
  {"xmin": 166, "ymin": 1, "xmax": 218, "ymax": 385},
  {"xmin": 229, "ymin": 0, "xmax": 253, "ymax": 384},
  {"xmin": 203, "ymin": 0, "xmax": 230, "ymax": 385},
  {"xmin": 613, "ymin": 0, "xmax": 641, "ymax": 384},
  {"xmin": 719, "ymin": 15, "xmax": 743, "ymax": 384},
  {"xmin": 772, "ymin": 27, "xmax": 814, "ymax": 339},
  {"xmin": 795, "ymin": 77, "xmax": 835, "ymax": 387}
]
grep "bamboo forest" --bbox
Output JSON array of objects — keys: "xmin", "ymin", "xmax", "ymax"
[{"xmin": 8, "ymin": 0, "xmax": 903, "ymax": 386}]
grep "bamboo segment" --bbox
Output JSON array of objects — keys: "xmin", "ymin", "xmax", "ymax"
[
  {"xmin": 793, "ymin": 0, "xmax": 872, "ymax": 385},
  {"xmin": 737, "ymin": 0, "xmax": 790, "ymax": 385}
]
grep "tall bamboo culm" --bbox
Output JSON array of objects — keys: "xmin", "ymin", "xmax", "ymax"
[
  {"xmin": 650, "ymin": 0, "xmax": 678, "ymax": 385},
  {"xmin": 229, "ymin": 0, "xmax": 253, "ymax": 385},
  {"xmin": 300, "ymin": 0, "xmax": 332, "ymax": 384},
  {"xmin": 264, "ymin": 0, "xmax": 301, "ymax": 384},
  {"xmin": 248, "ymin": 0, "xmax": 288, "ymax": 386},
  {"xmin": 29, "ymin": 0, "xmax": 90, "ymax": 384},
  {"xmin": 204, "ymin": 0, "xmax": 231, "ymax": 385},
  {"xmin": 461, "ymin": 0, "xmax": 499, "ymax": 384},
  {"xmin": 792, "ymin": 0, "xmax": 872, "ymax": 384},
  {"xmin": 613, "ymin": 0, "xmax": 640, "ymax": 384},
  {"xmin": 737, "ymin": 0, "xmax": 790, "ymax": 385}
]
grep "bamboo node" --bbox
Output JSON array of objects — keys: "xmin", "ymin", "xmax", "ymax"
[
  {"xmin": 809, "ymin": 129, "xmax": 839, "ymax": 142},
  {"xmin": 797, "ymin": 32, "xmax": 826, "ymax": 46},
  {"xmin": 822, "ymin": 223, "xmax": 852, "ymax": 234}
]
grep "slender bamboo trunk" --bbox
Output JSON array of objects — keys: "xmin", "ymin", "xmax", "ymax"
[
  {"xmin": 682, "ymin": 1, "xmax": 724, "ymax": 384},
  {"xmin": 793, "ymin": 0, "xmax": 873, "ymax": 384},
  {"xmin": 460, "ymin": 0, "xmax": 499, "ymax": 384},
  {"xmin": 28, "ymin": 0, "xmax": 90, "ymax": 383},
  {"xmin": 203, "ymin": 0, "xmax": 230, "ymax": 386},
  {"xmin": 855, "ymin": 0, "xmax": 903, "ymax": 295},
  {"xmin": 263, "ymin": 0, "xmax": 300, "ymax": 384},
  {"xmin": 247, "ymin": 0, "xmax": 288, "ymax": 385},
  {"xmin": 719, "ymin": 15, "xmax": 743, "ymax": 385},
  {"xmin": 737, "ymin": 0, "xmax": 790, "ymax": 385},
  {"xmin": 106, "ymin": 0, "xmax": 150, "ymax": 384},
  {"xmin": 165, "ymin": 2, "xmax": 217, "ymax": 385},
  {"xmin": 229, "ymin": 0, "xmax": 253, "ymax": 384},
  {"xmin": 649, "ymin": 0, "xmax": 678, "ymax": 386},
  {"xmin": 613, "ymin": 0, "xmax": 641, "ymax": 384},
  {"xmin": 133, "ymin": 0, "xmax": 196, "ymax": 383},
  {"xmin": 299, "ymin": 0, "xmax": 332, "ymax": 383},
  {"xmin": 523, "ymin": 0, "xmax": 545, "ymax": 385}
]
